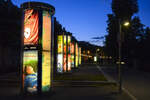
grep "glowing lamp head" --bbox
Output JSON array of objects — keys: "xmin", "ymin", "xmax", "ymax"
[{"xmin": 124, "ymin": 22, "xmax": 130, "ymax": 26}]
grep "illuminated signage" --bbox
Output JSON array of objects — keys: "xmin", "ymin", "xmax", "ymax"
[
  {"xmin": 41, "ymin": 11, "xmax": 51, "ymax": 92},
  {"xmin": 42, "ymin": 11, "xmax": 51, "ymax": 50},
  {"xmin": 24, "ymin": 9, "xmax": 39, "ymax": 45},
  {"xmin": 64, "ymin": 36, "xmax": 67, "ymax": 54},
  {"xmin": 58, "ymin": 36, "xmax": 63, "ymax": 53},
  {"xmin": 68, "ymin": 36, "xmax": 71, "ymax": 71},
  {"xmin": 42, "ymin": 52, "xmax": 51, "ymax": 92},
  {"xmin": 63, "ymin": 54, "xmax": 67, "ymax": 72},
  {"xmin": 76, "ymin": 43, "xmax": 79, "ymax": 67},
  {"xmin": 57, "ymin": 54, "xmax": 63, "ymax": 73},
  {"xmin": 79, "ymin": 47, "xmax": 81, "ymax": 65},
  {"xmin": 23, "ymin": 50, "xmax": 38, "ymax": 93}
]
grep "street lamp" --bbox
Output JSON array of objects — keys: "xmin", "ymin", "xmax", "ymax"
[{"xmin": 118, "ymin": 19, "xmax": 129, "ymax": 93}]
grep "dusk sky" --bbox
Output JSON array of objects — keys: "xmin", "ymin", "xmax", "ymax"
[{"xmin": 12, "ymin": 0, "xmax": 150, "ymax": 46}]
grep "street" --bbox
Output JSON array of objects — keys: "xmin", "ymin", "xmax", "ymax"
[{"xmin": 100, "ymin": 65, "xmax": 150, "ymax": 100}]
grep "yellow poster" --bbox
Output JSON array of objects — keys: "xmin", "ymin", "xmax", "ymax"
[
  {"xmin": 42, "ymin": 52, "xmax": 51, "ymax": 92},
  {"xmin": 58, "ymin": 35, "xmax": 63, "ymax": 53},
  {"xmin": 79, "ymin": 47, "xmax": 81, "ymax": 65},
  {"xmin": 76, "ymin": 43, "xmax": 78, "ymax": 67}
]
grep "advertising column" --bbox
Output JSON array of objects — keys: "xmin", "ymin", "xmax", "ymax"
[
  {"xmin": 57, "ymin": 35, "xmax": 63, "ymax": 73},
  {"xmin": 21, "ymin": 2, "xmax": 55, "ymax": 94}
]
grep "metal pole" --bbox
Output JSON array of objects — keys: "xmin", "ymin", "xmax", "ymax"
[{"xmin": 118, "ymin": 18, "xmax": 122, "ymax": 93}]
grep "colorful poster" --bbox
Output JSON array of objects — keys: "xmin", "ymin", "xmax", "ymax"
[
  {"xmin": 64, "ymin": 36, "xmax": 67, "ymax": 54},
  {"xmin": 58, "ymin": 36, "xmax": 63, "ymax": 53},
  {"xmin": 23, "ymin": 50, "xmax": 38, "ymax": 93},
  {"xmin": 71, "ymin": 43, "xmax": 74, "ymax": 54},
  {"xmin": 75, "ymin": 43, "xmax": 79, "ymax": 67},
  {"xmin": 63, "ymin": 54, "xmax": 67, "ymax": 72},
  {"xmin": 24, "ymin": 9, "xmax": 39, "ymax": 45},
  {"xmin": 42, "ymin": 11, "xmax": 51, "ymax": 51},
  {"xmin": 71, "ymin": 43, "xmax": 75, "ymax": 68},
  {"xmin": 79, "ymin": 47, "xmax": 81, "ymax": 65},
  {"xmin": 42, "ymin": 52, "xmax": 51, "ymax": 92},
  {"xmin": 68, "ymin": 36, "xmax": 71, "ymax": 71},
  {"xmin": 71, "ymin": 55, "xmax": 75, "ymax": 68},
  {"xmin": 68, "ymin": 36, "xmax": 71, "ymax": 53},
  {"xmin": 57, "ymin": 54, "xmax": 63, "ymax": 73},
  {"xmin": 68, "ymin": 54, "xmax": 71, "ymax": 71}
]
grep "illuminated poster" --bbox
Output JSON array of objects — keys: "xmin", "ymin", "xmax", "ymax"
[
  {"xmin": 71, "ymin": 43, "xmax": 74, "ymax": 54},
  {"xmin": 23, "ymin": 51, "xmax": 38, "ymax": 93},
  {"xmin": 57, "ymin": 54, "xmax": 63, "ymax": 73},
  {"xmin": 42, "ymin": 52, "xmax": 51, "ymax": 92},
  {"xmin": 68, "ymin": 36, "xmax": 71, "ymax": 53},
  {"xmin": 79, "ymin": 47, "xmax": 81, "ymax": 65},
  {"xmin": 42, "ymin": 11, "xmax": 51, "ymax": 50},
  {"xmin": 63, "ymin": 36, "xmax": 67, "ymax": 72},
  {"xmin": 68, "ymin": 36, "xmax": 71, "ymax": 71},
  {"xmin": 64, "ymin": 36, "xmax": 67, "ymax": 54},
  {"xmin": 24, "ymin": 9, "xmax": 39, "ymax": 45},
  {"xmin": 71, "ymin": 43, "xmax": 75, "ymax": 68},
  {"xmin": 68, "ymin": 54, "xmax": 71, "ymax": 71},
  {"xmin": 63, "ymin": 54, "xmax": 67, "ymax": 72},
  {"xmin": 41, "ymin": 11, "xmax": 51, "ymax": 92},
  {"xmin": 58, "ymin": 36, "xmax": 63, "ymax": 53},
  {"xmin": 71, "ymin": 55, "xmax": 75, "ymax": 68},
  {"xmin": 76, "ymin": 43, "xmax": 79, "ymax": 67}
]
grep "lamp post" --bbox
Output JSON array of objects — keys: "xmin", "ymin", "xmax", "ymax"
[{"xmin": 118, "ymin": 19, "xmax": 129, "ymax": 93}]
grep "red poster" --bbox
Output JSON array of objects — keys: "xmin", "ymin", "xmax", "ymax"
[{"xmin": 24, "ymin": 9, "xmax": 39, "ymax": 45}]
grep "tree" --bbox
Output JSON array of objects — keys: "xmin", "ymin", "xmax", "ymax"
[
  {"xmin": 112, "ymin": 0, "xmax": 138, "ymax": 20},
  {"xmin": 104, "ymin": 14, "xmax": 119, "ymax": 61}
]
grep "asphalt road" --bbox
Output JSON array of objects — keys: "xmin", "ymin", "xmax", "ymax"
[{"xmin": 100, "ymin": 65, "xmax": 150, "ymax": 100}]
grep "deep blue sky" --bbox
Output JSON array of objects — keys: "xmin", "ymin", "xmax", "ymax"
[{"xmin": 12, "ymin": 0, "xmax": 150, "ymax": 46}]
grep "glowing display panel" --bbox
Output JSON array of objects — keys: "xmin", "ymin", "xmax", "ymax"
[
  {"xmin": 24, "ymin": 9, "xmax": 39, "ymax": 45},
  {"xmin": 75, "ymin": 43, "xmax": 79, "ymax": 67},
  {"xmin": 58, "ymin": 36, "xmax": 63, "ymax": 53},
  {"xmin": 42, "ymin": 52, "xmax": 51, "ymax": 92},
  {"xmin": 57, "ymin": 54, "xmax": 63, "ymax": 73},
  {"xmin": 42, "ymin": 11, "xmax": 51, "ymax": 92},
  {"xmin": 42, "ymin": 11, "xmax": 51, "ymax": 51},
  {"xmin": 71, "ymin": 43, "xmax": 75, "ymax": 68},
  {"xmin": 79, "ymin": 47, "xmax": 81, "ymax": 65},
  {"xmin": 57, "ymin": 35, "xmax": 63, "ymax": 73},
  {"xmin": 23, "ymin": 51, "xmax": 38, "ymax": 93},
  {"xmin": 63, "ymin": 36, "xmax": 67, "ymax": 72},
  {"xmin": 68, "ymin": 36, "xmax": 71, "ymax": 71}
]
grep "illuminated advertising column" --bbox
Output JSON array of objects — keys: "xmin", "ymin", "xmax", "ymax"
[
  {"xmin": 21, "ymin": 2, "xmax": 55, "ymax": 94},
  {"xmin": 57, "ymin": 35, "xmax": 63, "ymax": 73}
]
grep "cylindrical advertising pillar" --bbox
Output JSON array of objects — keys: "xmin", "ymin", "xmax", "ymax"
[{"xmin": 21, "ymin": 2, "xmax": 55, "ymax": 94}]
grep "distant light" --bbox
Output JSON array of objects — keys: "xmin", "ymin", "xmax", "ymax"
[
  {"xmin": 124, "ymin": 22, "xmax": 130, "ymax": 26},
  {"xmin": 94, "ymin": 56, "xmax": 97, "ymax": 62}
]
